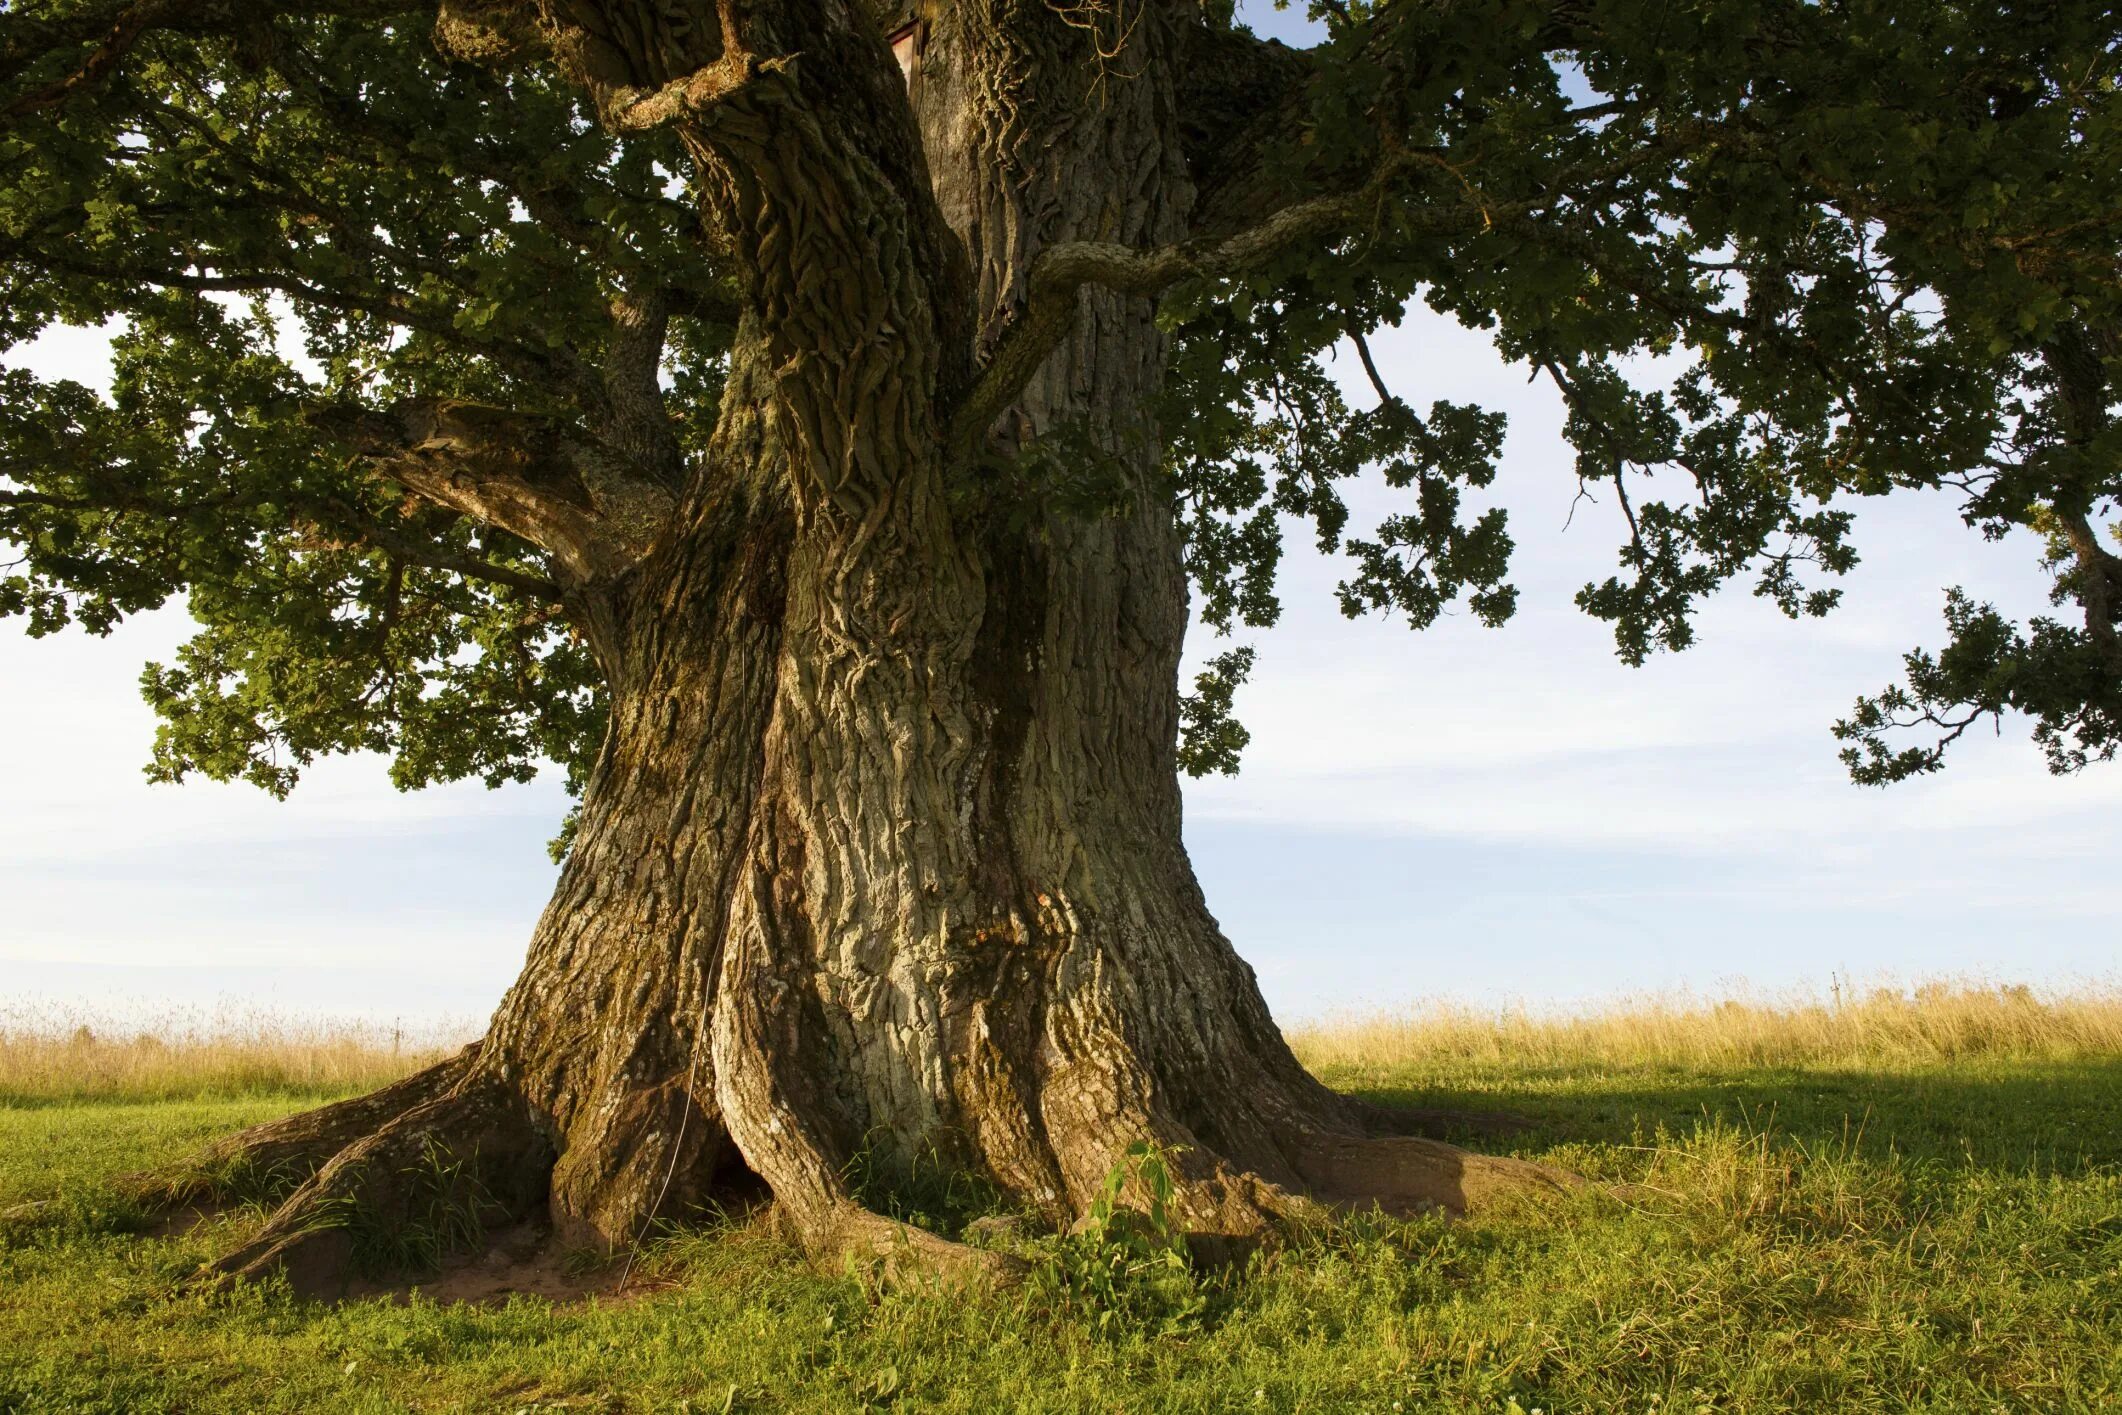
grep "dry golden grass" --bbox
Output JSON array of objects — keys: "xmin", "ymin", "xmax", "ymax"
[
  {"xmin": 0, "ymin": 1003, "xmax": 471, "ymax": 1105},
  {"xmin": 5, "ymin": 979, "xmax": 2117, "ymax": 1105},
  {"xmin": 1287, "ymin": 978, "xmax": 2122, "ymax": 1072}
]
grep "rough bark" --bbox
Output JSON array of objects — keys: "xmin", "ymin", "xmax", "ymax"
[{"xmin": 162, "ymin": 0, "xmax": 1570, "ymax": 1294}]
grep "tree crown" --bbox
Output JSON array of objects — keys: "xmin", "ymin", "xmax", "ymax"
[{"xmin": 3, "ymin": 0, "xmax": 2116, "ymax": 824}]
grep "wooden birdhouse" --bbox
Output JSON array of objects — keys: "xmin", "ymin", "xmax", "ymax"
[{"xmin": 887, "ymin": 19, "xmax": 925, "ymax": 84}]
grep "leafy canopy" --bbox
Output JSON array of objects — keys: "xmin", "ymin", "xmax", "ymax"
[
  {"xmin": 2, "ymin": 0, "xmax": 2117, "ymax": 824},
  {"xmin": 0, "ymin": 7, "xmax": 718, "ymax": 822}
]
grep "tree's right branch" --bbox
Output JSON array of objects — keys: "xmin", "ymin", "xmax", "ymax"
[{"xmin": 947, "ymin": 150, "xmax": 1501, "ymax": 462}]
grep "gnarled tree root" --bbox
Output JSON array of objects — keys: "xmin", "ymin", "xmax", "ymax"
[
  {"xmin": 1295, "ymin": 1132, "xmax": 1582, "ymax": 1218},
  {"xmin": 121, "ymin": 1046, "xmax": 483, "ymax": 1214},
  {"xmin": 795, "ymin": 1202, "xmax": 1032, "ymax": 1288},
  {"xmin": 120, "ymin": 1048, "xmax": 1575, "ymax": 1299},
  {"xmin": 747, "ymin": 1102, "xmax": 1581, "ymax": 1288},
  {"xmin": 135, "ymin": 1118, "xmax": 1581, "ymax": 1298},
  {"xmin": 191, "ymin": 1067, "xmax": 553, "ymax": 1298}
]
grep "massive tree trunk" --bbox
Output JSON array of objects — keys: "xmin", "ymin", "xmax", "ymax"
[{"xmin": 187, "ymin": 0, "xmax": 1564, "ymax": 1290}]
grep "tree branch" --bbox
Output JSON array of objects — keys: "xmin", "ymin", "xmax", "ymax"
[
  {"xmin": 338, "ymin": 515, "xmax": 561, "ymax": 598},
  {"xmin": 0, "ymin": 0, "xmax": 423, "ymax": 112},
  {"xmin": 1348, "ymin": 327, "xmax": 1400, "ymax": 408},
  {"xmin": 1177, "ymin": 24, "xmax": 1314, "ymax": 240},
  {"xmin": 598, "ymin": 50, "xmax": 793, "ymax": 132},
  {"xmin": 948, "ymin": 151, "xmax": 1496, "ymax": 462},
  {"xmin": 14, "ymin": 243, "xmax": 581, "ymax": 390},
  {"xmin": 305, "ymin": 399, "xmax": 676, "ymax": 584},
  {"xmin": 1540, "ymin": 357, "xmax": 1646, "ymax": 556},
  {"xmin": 2044, "ymin": 327, "xmax": 2121, "ymax": 667},
  {"xmin": 2, "ymin": 470, "xmax": 560, "ymax": 598}
]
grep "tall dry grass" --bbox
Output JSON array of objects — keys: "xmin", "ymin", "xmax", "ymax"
[
  {"xmin": 4, "ymin": 980, "xmax": 2117, "ymax": 1104},
  {"xmin": 1287, "ymin": 979, "xmax": 2122, "ymax": 1073},
  {"xmin": 0, "ymin": 1003, "xmax": 472, "ymax": 1105}
]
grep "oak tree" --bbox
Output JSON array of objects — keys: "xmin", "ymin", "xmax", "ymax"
[{"xmin": 3, "ymin": 0, "xmax": 2116, "ymax": 1286}]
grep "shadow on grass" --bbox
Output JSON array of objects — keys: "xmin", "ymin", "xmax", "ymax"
[{"xmin": 1340, "ymin": 1056, "xmax": 2122, "ymax": 1174}]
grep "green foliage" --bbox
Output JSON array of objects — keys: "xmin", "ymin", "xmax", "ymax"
[
  {"xmin": 1169, "ymin": 0, "xmax": 2120, "ymax": 775},
  {"xmin": 1177, "ymin": 644, "xmax": 1254, "ymax": 777},
  {"xmin": 1027, "ymin": 1142, "xmax": 1208, "ymax": 1336},
  {"xmin": 975, "ymin": 419, "xmax": 1142, "ymax": 534},
  {"xmin": 3, "ymin": 0, "xmax": 2117, "ymax": 797},
  {"xmin": 304, "ymin": 1138, "xmax": 502, "ymax": 1279},
  {"xmin": 1838, "ymin": 571, "xmax": 2122, "ymax": 784},
  {"xmin": 1, "ymin": 9, "xmax": 718, "ymax": 808},
  {"xmin": 840, "ymin": 1133, "xmax": 1011, "ymax": 1242},
  {"xmin": 185, "ymin": 1148, "xmax": 314, "ymax": 1213}
]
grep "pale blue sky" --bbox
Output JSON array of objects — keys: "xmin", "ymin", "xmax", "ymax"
[{"xmin": 3, "ymin": 10, "xmax": 2116, "ymax": 1029}]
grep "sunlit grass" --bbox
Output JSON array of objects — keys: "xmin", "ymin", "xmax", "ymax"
[{"xmin": 3, "ymin": 980, "xmax": 2118, "ymax": 1412}]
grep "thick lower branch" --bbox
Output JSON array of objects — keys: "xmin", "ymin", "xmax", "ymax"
[
  {"xmin": 307, "ymin": 399, "xmax": 676, "ymax": 585},
  {"xmin": 1178, "ymin": 26, "xmax": 1314, "ymax": 240},
  {"xmin": 2061, "ymin": 510, "xmax": 2122, "ymax": 665}
]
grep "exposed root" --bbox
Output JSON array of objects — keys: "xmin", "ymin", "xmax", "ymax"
[
  {"xmin": 974, "ymin": 1080, "xmax": 1571, "ymax": 1281},
  {"xmin": 344, "ymin": 1221, "xmax": 641, "ymax": 1308},
  {"xmin": 749, "ymin": 1126, "xmax": 1579, "ymax": 1294},
  {"xmin": 796, "ymin": 1200, "xmax": 1030, "ymax": 1288},
  {"xmin": 1294, "ymin": 1132, "xmax": 1582, "ymax": 1218},
  {"xmin": 131, "ymin": 1088, "xmax": 1578, "ymax": 1300},
  {"xmin": 545, "ymin": 1069, "xmax": 742, "ymax": 1253},
  {"xmin": 206, "ymin": 1076, "xmax": 552, "ymax": 1298},
  {"xmin": 104, "ymin": 1011, "xmax": 1573, "ymax": 1302},
  {"xmin": 1055, "ymin": 1131, "xmax": 1577, "ymax": 1276},
  {"xmin": 124, "ymin": 1046, "xmax": 482, "ymax": 1211}
]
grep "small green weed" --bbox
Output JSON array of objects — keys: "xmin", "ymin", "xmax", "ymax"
[
  {"xmin": 1027, "ymin": 1142, "xmax": 1209, "ymax": 1335},
  {"xmin": 192, "ymin": 1148, "xmax": 314, "ymax": 1212}
]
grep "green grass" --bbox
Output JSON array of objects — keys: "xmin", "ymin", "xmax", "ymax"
[{"xmin": 3, "ymin": 1052, "xmax": 2119, "ymax": 1412}]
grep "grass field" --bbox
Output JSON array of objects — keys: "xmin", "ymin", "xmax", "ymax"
[{"xmin": 2, "ymin": 983, "xmax": 2118, "ymax": 1413}]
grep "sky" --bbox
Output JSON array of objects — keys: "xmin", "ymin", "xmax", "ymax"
[{"xmin": 4, "ymin": 12, "xmax": 2118, "ymax": 1031}]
